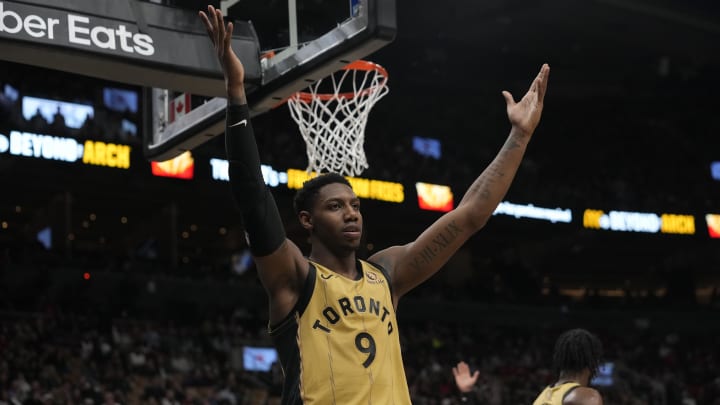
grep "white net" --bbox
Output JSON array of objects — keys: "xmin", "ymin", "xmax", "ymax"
[{"xmin": 287, "ymin": 61, "xmax": 389, "ymax": 176}]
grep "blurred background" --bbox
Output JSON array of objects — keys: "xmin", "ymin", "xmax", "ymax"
[{"xmin": 1, "ymin": 0, "xmax": 719, "ymax": 404}]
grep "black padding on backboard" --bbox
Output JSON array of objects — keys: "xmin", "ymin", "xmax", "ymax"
[{"xmin": 248, "ymin": 0, "xmax": 396, "ymax": 113}]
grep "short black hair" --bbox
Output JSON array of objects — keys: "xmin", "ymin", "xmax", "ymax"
[
  {"xmin": 293, "ymin": 173, "xmax": 352, "ymax": 215},
  {"xmin": 552, "ymin": 328, "xmax": 603, "ymax": 380}
]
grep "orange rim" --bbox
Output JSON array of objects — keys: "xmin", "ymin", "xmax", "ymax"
[{"xmin": 292, "ymin": 60, "xmax": 388, "ymax": 102}]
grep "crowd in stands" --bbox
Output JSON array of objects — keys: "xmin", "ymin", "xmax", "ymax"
[
  {"xmin": 402, "ymin": 322, "xmax": 720, "ymax": 405},
  {"xmin": 1, "ymin": 307, "xmax": 719, "ymax": 405},
  {"xmin": 0, "ymin": 310, "xmax": 276, "ymax": 405}
]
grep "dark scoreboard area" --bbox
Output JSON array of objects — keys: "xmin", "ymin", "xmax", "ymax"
[{"xmin": 0, "ymin": 58, "xmax": 719, "ymax": 300}]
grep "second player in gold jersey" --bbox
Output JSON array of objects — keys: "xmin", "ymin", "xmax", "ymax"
[
  {"xmin": 533, "ymin": 382, "xmax": 581, "ymax": 405},
  {"xmin": 532, "ymin": 329, "xmax": 604, "ymax": 405}
]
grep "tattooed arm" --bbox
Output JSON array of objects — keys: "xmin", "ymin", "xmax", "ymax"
[{"xmin": 368, "ymin": 64, "xmax": 550, "ymax": 303}]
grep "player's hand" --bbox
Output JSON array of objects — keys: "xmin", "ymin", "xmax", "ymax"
[
  {"xmin": 452, "ymin": 361, "xmax": 480, "ymax": 393},
  {"xmin": 502, "ymin": 64, "xmax": 550, "ymax": 138},
  {"xmin": 199, "ymin": 5, "xmax": 245, "ymax": 99}
]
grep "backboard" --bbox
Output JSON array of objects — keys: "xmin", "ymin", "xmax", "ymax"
[
  {"xmin": 143, "ymin": 0, "xmax": 396, "ymax": 161},
  {"xmin": 0, "ymin": 0, "xmax": 261, "ymax": 97}
]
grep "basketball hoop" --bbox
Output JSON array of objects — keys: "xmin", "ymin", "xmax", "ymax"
[{"xmin": 287, "ymin": 60, "xmax": 389, "ymax": 176}]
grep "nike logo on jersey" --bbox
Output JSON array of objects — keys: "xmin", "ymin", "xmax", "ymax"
[
  {"xmin": 320, "ymin": 274, "xmax": 333, "ymax": 280},
  {"xmin": 229, "ymin": 119, "xmax": 247, "ymax": 128}
]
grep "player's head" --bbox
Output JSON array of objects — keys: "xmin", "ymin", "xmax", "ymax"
[
  {"xmin": 294, "ymin": 173, "xmax": 362, "ymax": 251},
  {"xmin": 294, "ymin": 173, "xmax": 353, "ymax": 215},
  {"xmin": 552, "ymin": 328, "xmax": 603, "ymax": 383}
]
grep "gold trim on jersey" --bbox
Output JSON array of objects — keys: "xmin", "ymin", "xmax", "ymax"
[{"xmin": 533, "ymin": 381, "xmax": 581, "ymax": 405}]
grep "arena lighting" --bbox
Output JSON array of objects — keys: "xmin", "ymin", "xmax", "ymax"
[
  {"xmin": 493, "ymin": 201, "xmax": 572, "ymax": 223},
  {"xmin": 231, "ymin": 250, "xmax": 253, "ymax": 276},
  {"xmin": 243, "ymin": 346, "xmax": 279, "ymax": 372},
  {"xmin": 707, "ymin": 214, "xmax": 720, "ymax": 238},
  {"xmin": 22, "ymin": 96, "xmax": 93, "ymax": 129},
  {"xmin": 0, "ymin": 130, "xmax": 132, "ymax": 169},
  {"xmin": 591, "ymin": 362, "xmax": 615, "ymax": 387},
  {"xmin": 288, "ymin": 169, "xmax": 404, "ymax": 204},
  {"xmin": 712, "ymin": 161, "xmax": 720, "ymax": 181},
  {"xmin": 4, "ymin": 83, "xmax": 18, "ymax": 102},
  {"xmin": 121, "ymin": 119, "xmax": 137, "ymax": 137},
  {"xmin": 583, "ymin": 209, "xmax": 695, "ymax": 235},
  {"xmin": 415, "ymin": 182, "xmax": 453, "ymax": 212},
  {"xmin": 412, "ymin": 136, "xmax": 441, "ymax": 159},
  {"xmin": 102, "ymin": 87, "xmax": 138, "ymax": 114},
  {"xmin": 36, "ymin": 226, "xmax": 51, "ymax": 249},
  {"xmin": 210, "ymin": 159, "xmax": 288, "ymax": 187},
  {"xmin": 209, "ymin": 159, "xmax": 404, "ymax": 204},
  {"xmin": 151, "ymin": 151, "xmax": 194, "ymax": 180},
  {"xmin": 83, "ymin": 272, "xmax": 90, "ymax": 280},
  {"xmin": 2, "ymin": 130, "xmax": 82, "ymax": 162}
]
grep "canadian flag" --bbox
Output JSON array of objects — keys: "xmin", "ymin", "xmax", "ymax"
[{"xmin": 169, "ymin": 93, "xmax": 191, "ymax": 123}]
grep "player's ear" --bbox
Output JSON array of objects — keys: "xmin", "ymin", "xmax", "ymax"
[{"xmin": 298, "ymin": 211, "xmax": 313, "ymax": 230}]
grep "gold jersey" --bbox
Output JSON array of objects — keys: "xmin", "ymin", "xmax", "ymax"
[
  {"xmin": 269, "ymin": 259, "xmax": 411, "ymax": 404},
  {"xmin": 532, "ymin": 382, "xmax": 581, "ymax": 405}
]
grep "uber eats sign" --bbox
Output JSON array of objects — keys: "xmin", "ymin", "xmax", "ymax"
[
  {"xmin": 0, "ymin": 0, "xmax": 261, "ymax": 97},
  {"xmin": 0, "ymin": 2, "xmax": 155, "ymax": 55}
]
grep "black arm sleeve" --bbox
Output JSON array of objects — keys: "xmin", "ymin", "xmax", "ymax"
[{"xmin": 226, "ymin": 102, "xmax": 286, "ymax": 256}]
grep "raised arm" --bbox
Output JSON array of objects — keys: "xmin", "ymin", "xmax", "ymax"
[
  {"xmin": 199, "ymin": 6, "xmax": 307, "ymax": 322},
  {"xmin": 369, "ymin": 64, "xmax": 550, "ymax": 301},
  {"xmin": 453, "ymin": 361, "xmax": 480, "ymax": 393}
]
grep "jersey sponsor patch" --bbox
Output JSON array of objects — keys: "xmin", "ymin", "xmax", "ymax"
[{"xmin": 366, "ymin": 271, "xmax": 384, "ymax": 284}]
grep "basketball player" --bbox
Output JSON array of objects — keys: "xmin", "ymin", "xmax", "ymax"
[
  {"xmin": 533, "ymin": 329, "xmax": 604, "ymax": 405},
  {"xmin": 199, "ymin": 5, "xmax": 550, "ymax": 404}
]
